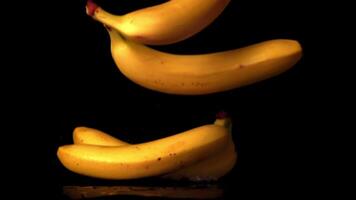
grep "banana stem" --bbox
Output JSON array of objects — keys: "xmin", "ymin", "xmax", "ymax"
[
  {"xmin": 86, "ymin": 0, "xmax": 99, "ymax": 16},
  {"xmin": 216, "ymin": 111, "xmax": 229, "ymax": 119},
  {"xmin": 214, "ymin": 112, "xmax": 232, "ymax": 131}
]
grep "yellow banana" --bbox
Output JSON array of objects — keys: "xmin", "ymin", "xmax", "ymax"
[
  {"xmin": 164, "ymin": 115, "xmax": 236, "ymax": 180},
  {"xmin": 86, "ymin": 0, "xmax": 230, "ymax": 45},
  {"xmin": 73, "ymin": 115, "xmax": 236, "ymax": 181},
  {"xmin": 162, "ymin": 137, "xmax": 236, "ymax": 181},
  {"xmin": 73, "ymin": 127, "xmax": 129, "ymax": 147},
  {"xmin": 105, "ymin": 27, "xmax": 302, "ymax": 95},
  {"xmin": 57, "ymin": 117, "xmax": 230, "ymax": 180}
]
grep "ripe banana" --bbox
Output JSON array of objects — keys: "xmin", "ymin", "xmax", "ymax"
[
  {"xmin": 164, "ymin": 114, "xmax": 236, "ymax": 180},
  {"xmin": 73, "ymin": 115, "xmax": 236, "ymax": 181},
  {"xmin": 86, "ymin": 0, "xmax": 230, "ymax": 45},
  {"xmin": 57, "ymin": 117, "xmax": 230, "ymax": 180},
  {"xmin": 162, "ymin": 137, "xmax": 236, "ymax": 181},
  {"xmin": 73, "ymin": 127, "xmax": 129, "ymax": 147},
  {"xmin": 105, "ymin": 27, "xmax": 302, "ymax": 95}
]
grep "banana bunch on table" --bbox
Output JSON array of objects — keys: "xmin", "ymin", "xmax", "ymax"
[
  {"xmin": 58, "ymin": 113, "xmax": 236, "ymax": 181},
  {"xmin": 57, "ymin": 0, "xmax": 302, "ymax": 181}
]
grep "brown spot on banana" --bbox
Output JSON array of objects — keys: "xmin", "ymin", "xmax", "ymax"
[
  {"xmin": 168, "ymin": 153, "xmax": 177, "ymax": 157},
  {"xmin": 153, "ymin": 79, "xmax": 165, "ymax": 86},
  {"xmin": 191, "ymin": 82, "xmax": 209, "ymax": 88}
]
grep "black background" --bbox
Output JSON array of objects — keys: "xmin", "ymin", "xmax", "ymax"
[{"xmin": 7, "ymin": 0, "xmax": 333, "ymax": 199}]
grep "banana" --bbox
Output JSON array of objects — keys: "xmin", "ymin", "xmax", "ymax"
[
  {"xmin": 105, "ymin": 27, "xmax": 302, "ymax": 95},
  {"xmin": 73, "ymin": 114, "xmax": 231, "ymax": 147},
  {"xmin": 162, "ymin": 137, "xmax": 236, "ymax": 181},
  {"xmin": 73, "ymin": 127, "xmax": 129, "ymax": 147},
  {"xmin": 73, "ymin": 115, "xmax": 236, "ymax": 181},
  {"xmin": 86, "ymin": 0, "xmax": 230, "ymax": 45},
  {"xmin": 164, "ymin": 114, "xmax": 236, "ymax": 181},
  {"xmin": 57, "ymin": 117, "xmax": 230, "ymax": 180}
]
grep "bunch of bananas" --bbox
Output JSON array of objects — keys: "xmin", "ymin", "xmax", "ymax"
[
  {"xmin": 57, "ymin": 0, "xmax": 302, "ymax": 181},
  {"xmin": 58, "ymin": 113, "xmax": 236, "ymax": 181}
]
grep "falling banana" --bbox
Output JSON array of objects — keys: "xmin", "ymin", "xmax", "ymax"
[
  {"xmin": 105, "ymin": 27, "xmax": 302, "ymax": 95},
  {"xmin": 86, "ymin": 0, "xmax": 231, "ymax": 45},
  {"xmin": 72, "ymin": 115, "xmax": 236, "ymax": 181},
  {"xmin": 57, "ymin": 115, "xmax": 232, "ymax": 180}
]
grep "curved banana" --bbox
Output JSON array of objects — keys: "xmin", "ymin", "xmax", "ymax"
[
  {"xmin": 106, "ymin": 27, "xmax": 302, "ymax": 95},
  {"xmin": 57, "ymin": 119, "xmax": 230, "ymax": 180},
  {"xmin": 73, "ymin": 127, "xmax": 129, "ymax": 146},
  {"xmin": 164, "ymin": 114, "xmax": 236, "ymax": 180},
  {"xmin": 73, "ymin": 115, "xmax": 236, "ymax": 181},
  {"xmin": 162, "ymin": 137, "xmax": 236, "ymax": 181},
  {"xmin": 73, "ymin": 115, "xmax": 231, "ymax": 147},
  {"xmin": 86, "ymin": 0, "xmax": 230, "ymax": 45}
]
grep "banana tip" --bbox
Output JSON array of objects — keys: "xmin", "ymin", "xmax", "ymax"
[{"xmin": 86, "ymin": 0, "xmax": 99, "ymax": 16}]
